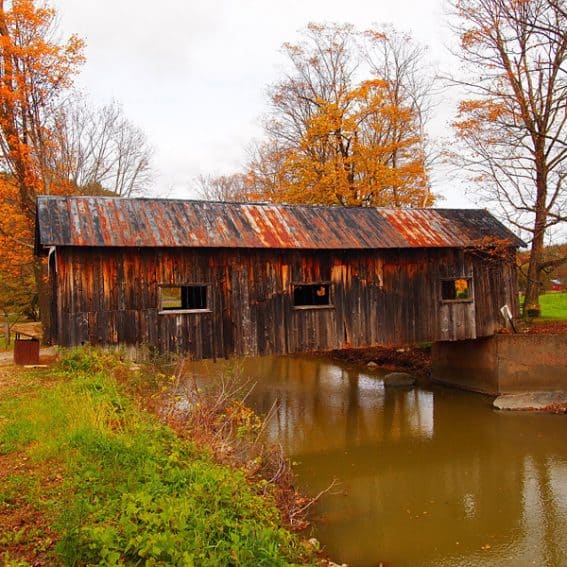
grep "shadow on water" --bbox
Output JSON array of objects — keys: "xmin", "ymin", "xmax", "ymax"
[{"xmin": 179, "ymin": 355, "xmax": 567, "ymax": 567}]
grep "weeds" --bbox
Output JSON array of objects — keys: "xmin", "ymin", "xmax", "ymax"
[
  {"xmin": 158, "ymin": 359, "xmax": 331, "ymax": 531},
  {"xmin": 0, "ymin": 347, "xmax": 313, "ymax": 565}
]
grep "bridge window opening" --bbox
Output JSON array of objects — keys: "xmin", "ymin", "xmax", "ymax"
[
  {"xmin": 441, "ymin": 277, "xmax": 473, "ymax": 301},
  {"xmin": 160, "ymin": 285, "xmax": 208, "ymax": 312},
  {"xmin": 293, "ymin": 283, "xmax": 332, "ymax": 307}
]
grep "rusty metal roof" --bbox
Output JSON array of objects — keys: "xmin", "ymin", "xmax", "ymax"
[{"xmin": 35, "ymin": 196, "xmax": 525, "ymax": 250}]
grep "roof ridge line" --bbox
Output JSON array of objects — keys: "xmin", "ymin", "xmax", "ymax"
[{"xmin": 35, "ymin": 195, "xmax": 483, "ymax": 213}]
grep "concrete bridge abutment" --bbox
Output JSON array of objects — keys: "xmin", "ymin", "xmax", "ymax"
[{"xmin": 432, "ymin": 334, "xmax": 567, "ymax": 395}]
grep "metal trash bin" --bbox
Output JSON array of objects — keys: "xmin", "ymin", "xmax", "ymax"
[{"xmin": 14, "ymin": 336, "xmax": 40, "ymax": 365}]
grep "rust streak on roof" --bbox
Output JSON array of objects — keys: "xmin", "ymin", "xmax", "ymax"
[{"xmin": 36, "ymin": 197, "xmax": 525, "ymax": 250}]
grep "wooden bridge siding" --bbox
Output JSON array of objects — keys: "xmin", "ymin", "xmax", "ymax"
[
  {"xmin": 436, "ymin": 251, "xmax": 477, "ymax": 341},
  {"xmin": 52, "ymin": 246, "xmax": 516, "ymax": 357},
  {"xmin": 472, "ymin": 249, "xmax": 519, "ymax": 337}
]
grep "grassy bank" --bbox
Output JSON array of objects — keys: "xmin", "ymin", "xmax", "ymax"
[{"xmin": 0, "ymin": 349, "xmax": 312, "ymax": 565}]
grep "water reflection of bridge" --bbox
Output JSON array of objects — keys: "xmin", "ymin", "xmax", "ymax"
[{"xmin": 184, "ymin": 355, "xmax": 567, "ymax": 567}]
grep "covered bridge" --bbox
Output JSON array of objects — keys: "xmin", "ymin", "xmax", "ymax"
[{"xmin": 35, "ymin": 196, "xmax": 523, "ymax": 359}]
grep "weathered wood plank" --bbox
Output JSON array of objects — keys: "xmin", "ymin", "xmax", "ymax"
[{"xmin": 52, "ymin": 246, "xmax": 518, "ymax": 359}]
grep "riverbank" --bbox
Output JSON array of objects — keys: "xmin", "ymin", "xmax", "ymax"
[
  {"xmin": 323, "ymin": 344, "xmax": 432, "ymax": 378},
  {"xmin": 0, "ymin": 349, "xmax": 315, "ymax": 565}
]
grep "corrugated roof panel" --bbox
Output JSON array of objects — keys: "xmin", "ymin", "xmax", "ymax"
[
  {"xmin": 35, "ymin": 196, "xmax": 525, "ymax": 250},
  {"xmin": 381, "ymin": 209, "xmax": 459, "ymax": 247}
]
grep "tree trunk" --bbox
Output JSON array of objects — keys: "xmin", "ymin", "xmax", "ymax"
[
  {"xmin": 3, "ymin": 313, "xmax": 9, "ymax": 346},
  {"xmin": 523, "ymin": 160, "xmax": 548, "ymax": 318},
  {"xmin": 524, "ymin": 232, "xmax": 544, "ymax": 317},
  {"xmin": 33, "ymin": 257, "xmax": 50, "ymax": 344}
]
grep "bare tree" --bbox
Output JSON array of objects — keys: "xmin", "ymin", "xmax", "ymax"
[
  {"xmin": 364, "ymin": 25, "xmax": 438, "ymax": 202},
  {"xmin": 245, "ymin": 138, "xmax": 290, "ymax": 202},
  {"xmin": 449, "ymin": 0, "xmax": 566, "ymax": 315},
  {"xmin": 195, "ymin": 172, "xmax": 248, "ymax": 202},
  {"xmin": 266, "ymin": 23, "xmax": 358, "ymax": 148},
  {"xmin": 51, "ymin": 96, "xmax": 153, "ymax": 196}
]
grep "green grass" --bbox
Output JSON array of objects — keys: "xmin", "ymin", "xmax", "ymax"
[
  {"xmin": 539, "ymin": 292, "xmax": 567, "ymax": 320},
  {"xmin": 0, "ymin": 348, "xmax": 311, "ymax": 565}
]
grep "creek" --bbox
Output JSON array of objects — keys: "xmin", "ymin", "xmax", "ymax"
[{"xmin": 180, "ymin": 355, "xmax": 567, "ymax": 567}]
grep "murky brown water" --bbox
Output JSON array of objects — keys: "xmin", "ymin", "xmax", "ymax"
[{"xmin": 181, "ymin": 355, "xmax": 567, "ymax": 567}]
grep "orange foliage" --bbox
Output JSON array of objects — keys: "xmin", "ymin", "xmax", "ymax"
[
  {"xmin": 0, "ymin": 1, "xmax": 84, "ymax": 322},
  {"xmin": 254, "ymin": 79, "xmax": 431, "ymax": 207},
  {"xmin": 247, "ymin": 24, "xmax": 434, "ymax": 208},
  {"xmin": 0, "ymin": 0, "xmax": 85, "ymax": 216},
  {"xmin": 0, "ymin": 174, "xmax": 35, "ymax": 323},
  {"xmin": 0, "ymin": 175, "xmax": 32, "ymax": 278},
  {"xmin": 453, "ymin": 99, "xmax": 509, "ymax": 139}
]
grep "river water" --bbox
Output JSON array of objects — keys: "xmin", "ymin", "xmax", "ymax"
[{"xmin": 180, "ymin": 355, "xmax": 567, "ymax": 567}]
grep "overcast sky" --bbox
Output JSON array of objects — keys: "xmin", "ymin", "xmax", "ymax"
[{"xmin": 51, "ymin": 0, "xmax": 473, "ymax": 207}]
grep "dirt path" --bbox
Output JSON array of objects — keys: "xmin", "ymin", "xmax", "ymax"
[
  {"xmin": 0, "ymin": 351, "xmax": 61, "ymax": 564},
  {"xmin": 0, "ymin": 348, "xmax": 58, "ymax": 395},
  {"xmin": 0, "ymin": 346, "xmax": 58, "ymax": 365}
]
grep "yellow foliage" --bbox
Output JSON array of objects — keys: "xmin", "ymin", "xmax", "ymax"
[{"xmin": 259, "ymin": 80, "xmax": 432, "ymax": 207}]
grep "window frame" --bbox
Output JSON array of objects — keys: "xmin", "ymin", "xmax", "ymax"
[
  {"xmin": 158, "ymin": 283, "xmax": 211, "ymax": 314},
  {"xmin": 440, "ymin": 276, "xmax": 474, "ymax": 303},
  {"xmin": 291, "ymin": 281, "xmax": 334, "ymax": 310}
]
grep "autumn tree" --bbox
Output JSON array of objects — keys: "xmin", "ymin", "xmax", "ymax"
[
  {"xmin": 0, "ymin": 0, "xmax": 85, "ymax": 332},
  {"xmin": 0, "ymin": 2, "xmax": 154, "ymax": 333},
  {"xmin": 449, "ymin": 0, "xmax": 566, "ymax": 315},
  {"xmin": 518, "ymin": 242, "xmax": 567, "ymax": 292},
  {"xmin": 0, "ymin": 0, "xmax": 85, "ymax": 214},
  {"xmin": 364, "ymin": 26, "xmax": 438, "ymax": 189},
  {"xmin": 248, "ymin": 23, "xmax": 435, "ymax": 207},
  {"xmin": 245, "ymin": 138, "xmax": 292, "ymax": 202}
]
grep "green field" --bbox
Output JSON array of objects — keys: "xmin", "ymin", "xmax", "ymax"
[{"xmin": 539, "ymin": 292, "xmax": 567, "ymax": 320}]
